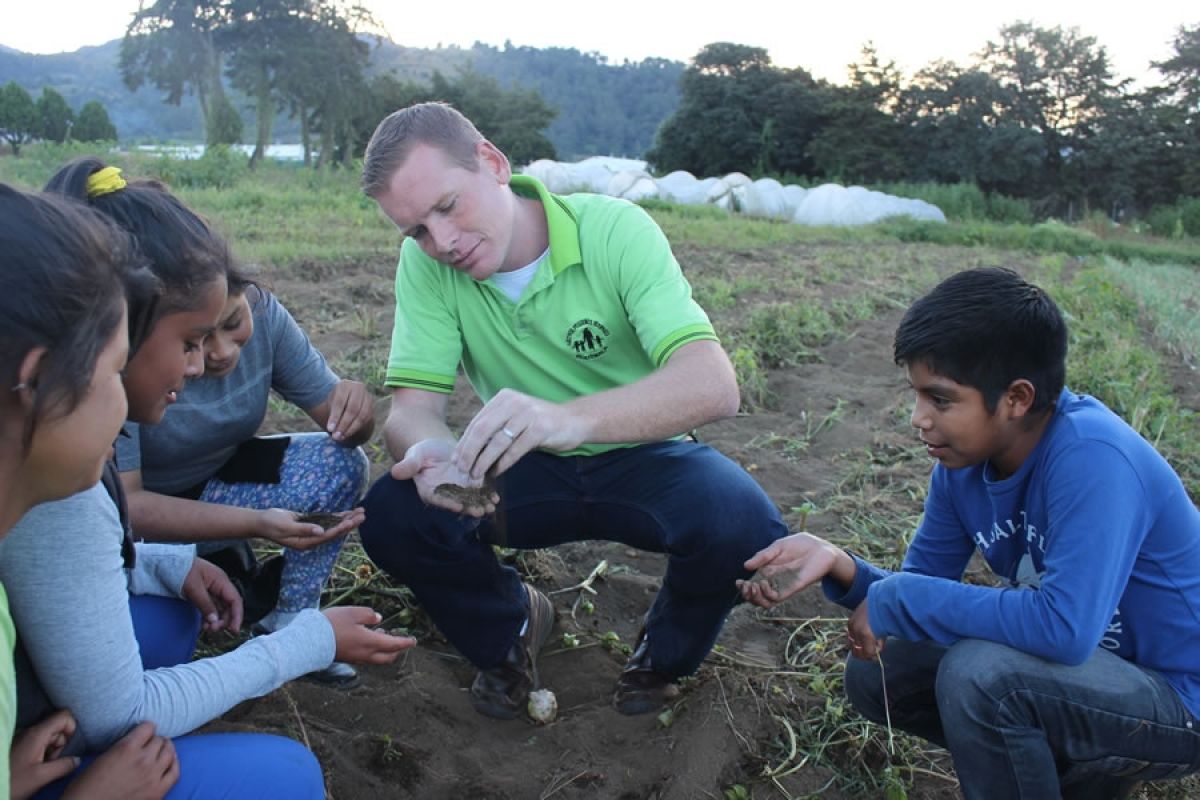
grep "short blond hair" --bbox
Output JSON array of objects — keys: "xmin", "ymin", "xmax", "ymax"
[{"xmin": 362, "ymin": 102, "xmax": 485, "ymax": 197}]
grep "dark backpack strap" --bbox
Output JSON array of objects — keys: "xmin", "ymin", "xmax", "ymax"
[{"xmin": 100, "ymin": 459, "xmax": 136, "ymax": 570}]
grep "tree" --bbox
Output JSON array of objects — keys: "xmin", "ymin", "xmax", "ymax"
[
  {"xmin": 1154, "ymin": 23, "xmax": 1200, "ymax": 114},
  {"xmin": 649, "ymin": 43, "xmax": 770, "ymax": 176},
  {"xmin": 980, "ymin": 21, "xmax": 1124, "ymax": 207},
  {"xmin": 1075, "ymin": 89, "xmax": 1199, "ymax": 216},
  {"xmin": 1152, "ymin": 22, "xmax": 1200, "ymax": 198},
  {"xmin": 807, "ymin": 44, "xmax": 909, "ymax": 182},
  {"xmin": 37, "ymin": 87, "xmax": 74, "ymax": 143},
  {"xmin": 274, "ymin": 1, "xmax": 376, "ymax": 167},
  {"xmin": 121, "ymin": 0, "xmax": 231, "ymax": 135},
  {"xmin": 647, "ymin": 42, "xmax": 825, "ymax": 178},
  {"xmin": 0, "ymin": 81, "xmax": 38, "ymax": 155},
  {"xmin": 426, "ymin": 68, "xmax": 557, "ymax": 165},
  {"xmin": 74, "ymin": 101, "xmax": 118, "ymax": 141},
  {"xmin": 347, "ymin": 73, "xmax": 428, "ymax": 161},
  {"xmin": 901, "ymin": 60, "xmax": 1045, "ymax": 195},
  {"xmin": 206, "ymin": 91, "xmax": 243, "ymax": 145},
  {"xmin": 224, "ymin": 0, "xmax": 302, "ymax": 167}
]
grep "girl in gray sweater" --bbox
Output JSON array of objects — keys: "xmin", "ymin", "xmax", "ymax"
[{"xmin": 0, "ymin": 161, "xmax": 414, "ymax": 800}]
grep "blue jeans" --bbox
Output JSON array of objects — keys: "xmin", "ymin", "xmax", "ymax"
[
  {"xmin": 360, "ymin": 440, "xmax": 788, "ymax": 677},
  {"xmin": 33, "ymin": 595, "xmax": 325, "ymax": 800},
  {"xmin": 844, "ymin": 638, "xmax": 1200, "ymax": 799}
]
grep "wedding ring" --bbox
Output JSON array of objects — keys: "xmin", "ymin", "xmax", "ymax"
[{"xmin": 500, "ymin": 427, "xmax": 517, "ymax": 439}]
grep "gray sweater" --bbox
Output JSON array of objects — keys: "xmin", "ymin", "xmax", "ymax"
[{"xmin": 0, "ymin": 483, "xmax": 335, "ymax": 752}]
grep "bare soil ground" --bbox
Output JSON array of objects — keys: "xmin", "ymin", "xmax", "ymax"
[{"xmin": 203, "ymin": 239, "xmax": 1197, "ymax": 800}]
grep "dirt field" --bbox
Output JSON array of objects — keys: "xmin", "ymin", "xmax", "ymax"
[{"xmin": 200, "ymin": 237, "xmax": 1197, "ymax": 799}]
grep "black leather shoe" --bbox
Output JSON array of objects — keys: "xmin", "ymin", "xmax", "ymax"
[
  {"xmin": 469, "ymin": 584, "xmax": 555, "ymax": 719},
  {"xmin": 612, "ymin": 630, "xmax": 679, "ymax": 715}
]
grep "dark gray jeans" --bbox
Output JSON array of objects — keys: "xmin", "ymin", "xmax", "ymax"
[{"xmin": 845, "ymin": 638, "xmax": 1200, "ymax": 799}]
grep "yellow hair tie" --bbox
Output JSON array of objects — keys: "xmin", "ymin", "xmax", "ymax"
[{"xmin": 86, "ymin": 166, "xmax": 126, "ymax": 198}]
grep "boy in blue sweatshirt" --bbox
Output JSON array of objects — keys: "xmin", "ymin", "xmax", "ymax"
[{"xmin": 740, "ymin": 267, "xmax": 1200, "ymax": 799}]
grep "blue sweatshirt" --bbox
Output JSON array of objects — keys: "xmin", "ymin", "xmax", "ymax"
[{"xmin": 826, "ymin": 388, "xmax": 1200, "ymax": 717}]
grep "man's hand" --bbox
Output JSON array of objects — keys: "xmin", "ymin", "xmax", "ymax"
[
  {"xmin": 256, "ymin": 507, "xmax": 360, "ymax": 550},
  {"xmin": 738, "ymin": 532, "xmax": 855, "ymax": 608},
  {"xmin": 324, "ymin": 379, "xmax": 374, "ymax": 444},
  {"xmin": 322, "ymin": 607, "xmax": 418, "ymax": 664},
  {"xmin": 452, "ymin": 388, "xmax": 588, "ymax": 480},
  {"xmin": 847, "ymin": 601, "xmax": 885, "ymax": 660},
  {"xmin": 392, "ymin": 438, "xmax": 498, "ymax": 516},
  {"xmin": 181, "ymin": 558, "xmax": 243, "ymax": 633},
  {"xmin": 61, "ymin": 722, "xmax": 177, "ymax": 800},
  {"xmin": 11, "ymin": 709, "xmax": 80, "ymax": 800}
]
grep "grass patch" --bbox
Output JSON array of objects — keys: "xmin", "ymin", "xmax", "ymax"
[
  {"xmin": 1047, "ymin": 263, "xmax": 1200, "ymax": 498},
  {"xmin": 1096, "ymin": 257, "xmax": 1200, "ymax": 369}
]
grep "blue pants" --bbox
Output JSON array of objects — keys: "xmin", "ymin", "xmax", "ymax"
[
  {"xmin": 360, "ymin": 440, "xmax": 788, "ymax": 677},
  {"xmin": 33, "ymin": 595, "xmax": 325, "ymax": 800},
  {"xmin": 845, "ymin": 638, "xmax": 1200, "ymax": 799}
]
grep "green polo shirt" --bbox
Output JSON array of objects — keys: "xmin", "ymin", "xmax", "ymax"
[
  {"xmin": 385, "ymin": 175, "xmax": 717, "ymax": 456},
  {"xmin": 0, "ymin": 584, "xmax": 15, "ymax": 800}
]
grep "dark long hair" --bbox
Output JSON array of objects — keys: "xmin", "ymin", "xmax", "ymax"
[
  {"xmin": 44, "ymin": 157, "xmax": 243, "ymax": 354},
  {"xmin": 0, "ymin": 184, "xmax": 151, "ymax": 449}
]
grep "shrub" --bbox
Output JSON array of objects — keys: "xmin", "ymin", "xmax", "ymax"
[
  {"xmin": 1180, "ymin": 198, "xmax": 1200, "ymax": 238},
  {"xmin": 150, "ymin": 145, "xmax": 249, "ymax": 190}
]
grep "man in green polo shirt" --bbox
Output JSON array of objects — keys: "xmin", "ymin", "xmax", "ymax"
[{"xmin": 358, "ymin": 102, "xmax": 788, "ymax": 720}]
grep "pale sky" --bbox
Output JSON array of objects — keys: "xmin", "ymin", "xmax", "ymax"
[{"xmin": 3, "ymin": 0, "xmax": 1195, "ymax": 85}]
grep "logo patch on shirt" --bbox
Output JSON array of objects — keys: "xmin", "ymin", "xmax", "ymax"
[{"xmin": 566, "ymin": 319, "xmax": 610, "ymax": 361}]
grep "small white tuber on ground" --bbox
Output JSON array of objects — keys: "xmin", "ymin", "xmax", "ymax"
[{"xmin": 527, "ymin": 689, "xmax": 558, "ymax": 724}]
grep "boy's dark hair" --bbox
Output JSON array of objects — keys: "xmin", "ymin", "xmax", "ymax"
[
  {"xmin": 0, "ymin": 184, "xmax": 153, "ymax": 450},
  {"xmin": 894, "ymin": 267, "xmax": 1067, "ymax": 414},
  {"xmin": 44, "ymin": 157, "xmax": 243, "ymax": 354}
]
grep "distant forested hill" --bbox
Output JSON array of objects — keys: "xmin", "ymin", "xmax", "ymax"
[
  {"xmin": 0, "ymin": 38, "xmax": 683, "ymax": 158},
  {"xmin": 0, "ymin": 40, "xmax": 204, "ymax": 140}
]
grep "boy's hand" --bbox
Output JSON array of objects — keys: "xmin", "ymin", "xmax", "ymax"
[
  {"xmin": 11, "ymin": 709, "xmax": 80, "ymax": 800},
  {"xmin": 847, "ymin": 601, "xmax": 885, "ymax": 660},
  {"xmin": 738, "ymin": 532, "xmax": 854, "ymax": 608}
]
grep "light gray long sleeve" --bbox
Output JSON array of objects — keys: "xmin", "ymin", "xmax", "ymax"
[
  {"xmin": 127, "ymin": 541, "xmax": 195, "ymax": 597},
  {"xmin": 0, "ymin": 483, "xmax": 336, "ymax": 752}
]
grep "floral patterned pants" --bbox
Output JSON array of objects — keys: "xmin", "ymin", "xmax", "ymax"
[{"xmin": 197, "ymin": 432, "xmax": 369, "ymax": 614}]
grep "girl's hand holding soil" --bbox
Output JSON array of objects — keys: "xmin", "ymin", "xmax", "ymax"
[
  {"xmin": 323, "ymin": 606, "xmax": 418, "ymax": 664},
  {"xmin": 258, "ymin": 507, "xmax": 361, "ymax": 550},
  {"xmin": 60, "ymin": 721, "xmax": 178, "ymax": 800},
  {"xmin": 182, "ymin": 558, "xmax": 243, "ymax": 633}
]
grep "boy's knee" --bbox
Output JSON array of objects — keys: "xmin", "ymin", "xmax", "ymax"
[{"xmin": 935, "ymin": 639, "xmax": 1036, "ymax": 723}]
